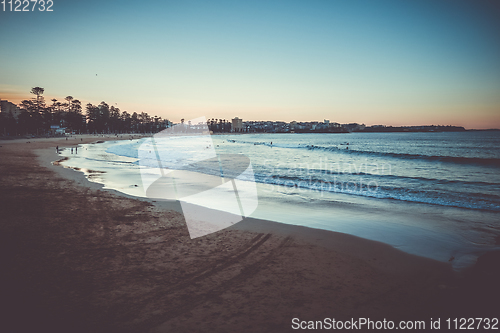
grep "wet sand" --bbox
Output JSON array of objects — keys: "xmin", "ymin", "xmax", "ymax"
[{"xmin": 1, "ymin": 135, "xmax": 498, "ymax": 332}]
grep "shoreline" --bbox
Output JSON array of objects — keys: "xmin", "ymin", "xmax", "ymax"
[
  {"xmin": 41, "ymin": 143, "xmax": 451, "ymax": 276},
  {"xmin": 52, "ymin": 137, "xmax": 498, "ymax": 270},
  {"xmin": 1, "ymin": 136, "xmax": 499, "ymax": 332}
]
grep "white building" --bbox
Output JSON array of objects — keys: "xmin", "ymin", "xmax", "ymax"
[
  {"xmin": 0, "ymin": 99, "xmax": 21, "ymax": 119},
  {"xmin": 232, "ymin": 117, "xmax": 243, "ymax": 132}
]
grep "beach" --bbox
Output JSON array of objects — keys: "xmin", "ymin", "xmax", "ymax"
[{"xmin": 1, "ymin": 136, "xmax": 499, "ymax": 332}]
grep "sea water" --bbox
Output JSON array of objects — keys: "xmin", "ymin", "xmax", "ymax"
[{"xmin": 58, "ymin": 131, "xmax": 500, "ymax": 270}]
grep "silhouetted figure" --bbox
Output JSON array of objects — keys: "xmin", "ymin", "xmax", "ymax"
[
  {"xmin": 71, "ymin": 148, "xmax": 73, "ymax": 154},
  {"xmin": 75, "ymin": 147, "xmax": 78, "ymax": 154},
  {"xmin": 56, "ymin": 146, "xmax": 58, "ymax": 153}
]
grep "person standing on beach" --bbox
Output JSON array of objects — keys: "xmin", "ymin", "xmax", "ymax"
[
  {"xmin": 71, "ymin": 148, "xmax": 73, "ymax": 154},
  {"xmin": 56, "ymin": 145, "xmax": 58, "ymax": 153},
  {"xmin": 75, "ymin": 147, "xmax": 78, "ymax": 154}
]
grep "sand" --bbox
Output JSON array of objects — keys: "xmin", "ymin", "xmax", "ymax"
[{"xmin": 1, "ymin": 135, "xmax": 499, "ymax": 333}]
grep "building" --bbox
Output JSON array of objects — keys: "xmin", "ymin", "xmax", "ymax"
[
  {"xmin": 343, "ymin": 123, "xmax": 365, "ymax": 132},
  {"xmin": 232, "ymin": 117, "xmax": 243, "ymax": 132},
  {"xmin": 50, "ymin": 125, "xmax": 66, "ymax": 135},
  {"xmin": 0, "ymin": 99, "xmax": 21, "ymax": 119}
]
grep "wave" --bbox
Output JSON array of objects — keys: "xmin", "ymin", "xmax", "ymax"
[
  {"xmin": 283, "ymin": 167, "xmax": 500, "ymax": 187},
  {"xmin": 305, "ymin": 145, "xmax": 500, "ymax": 167},
  {"xmin": 227, "ymin": 139, "xmax": 500, "ymax": 167},
  {"xmin": 103, "ymin": 138, "xmax": 500, "ymax": 211},
  {"xmin": 253, "ymin": 173, "xmax": 500, "ymax": 212}
]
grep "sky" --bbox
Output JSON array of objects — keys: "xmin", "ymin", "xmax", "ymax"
[{"xmin": 1, "ymin": 0, "xmax": 499, "ymax": 128}]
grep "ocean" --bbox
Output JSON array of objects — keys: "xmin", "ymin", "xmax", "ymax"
[{"xmin": 58, "ymin": 131, "xmax": 500, "ymax": 270}]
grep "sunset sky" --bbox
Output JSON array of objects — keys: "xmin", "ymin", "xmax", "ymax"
[{"xmin": 1, "ymin": 0, "xmax": 499, "ymax": 128}]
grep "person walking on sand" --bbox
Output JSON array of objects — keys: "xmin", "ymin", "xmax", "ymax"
[
  {"xmin": 75, "ymin": 146, "xmax": 78, "ymax": 154},
  {"xmin": 71, "ymin": 148, "xmax": 73, "ymax": 154},
  {"xmin": 56, "ymin": 145, "xmax": 58, "ymax": 153}
]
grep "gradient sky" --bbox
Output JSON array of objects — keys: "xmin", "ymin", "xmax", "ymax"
[{"xmin": 1, "ymin": 0, "xmax": 499, "ymax": 128}]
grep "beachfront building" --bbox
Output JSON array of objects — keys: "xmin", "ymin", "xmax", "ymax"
[
  {"xmin": 0, "ymin": 99, "xmax": 22, "ymax": 120},
  {"xmin": 232, "ymin": 117, "xmax": 243, "ymax": 132},
  {"xmin": 343, "ymin": 123, "xmax": 366, "ymax": 132},
  {"xmin": 50, "ymin": 125, "xmax": 67, "ymax": 135}
]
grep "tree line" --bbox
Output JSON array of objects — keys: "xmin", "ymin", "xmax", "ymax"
[
  {"xmin": 206, "ymin": 118, "xmax": 232, "ymax": 133},
  {"xmin": 0, "ymin": 87, "xmax": 171, "ymax": 136}
]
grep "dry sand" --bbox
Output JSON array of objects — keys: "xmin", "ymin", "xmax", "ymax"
[{"xmin": 1, "ymin": 135, "xmax": 499, "ymax": 332}]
